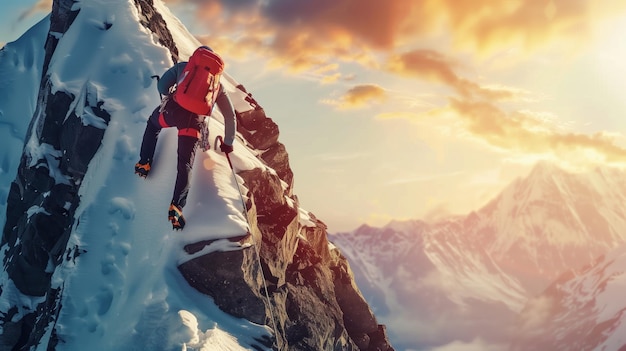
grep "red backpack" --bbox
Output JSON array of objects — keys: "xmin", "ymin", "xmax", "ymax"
[{"xmin": 173, "ymin": 47, "xmax": 224, "ymax": 115}]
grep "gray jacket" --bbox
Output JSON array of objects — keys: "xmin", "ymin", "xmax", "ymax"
[{"xmin": 158, "ymin": 62, "xmax": 236, "ymax": 146}]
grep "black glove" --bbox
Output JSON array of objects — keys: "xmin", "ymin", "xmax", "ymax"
[{"xmin": 220, "ymin": 143, "xmax": 233, "ymax": 154}]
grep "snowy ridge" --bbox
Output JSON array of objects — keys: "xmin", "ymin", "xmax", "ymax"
[
  {"xmin": 424, "ymin": 222, "xmax": 528, "ymax": 311},
  {"xmin": 332, "ymin": 219, "xmax": 525, "ymax": 350},
  {"xmin": 331, "ymin": 162, "xmax": 626, "ymax": 350},
  {"xmin": 487, "ymin": 163, "xmax": 626, "ymax": 251},
  {"xmin": 0, "ymin": 0, "xmax": 292, "ymax": 349},
  {"xmin": 1, "ymin": 1, "xmax": 395, "ymax": 350},
  {"xmin": 0, "ymin": 16, "xmax": 49, "ymax": 231},
  {"xmin": 511, "ymin": 244, "xmax": 626, "ymax": 351},
  {"xmin": 477, "ymin": 163, "xmax": 626, "ymax": 295}
]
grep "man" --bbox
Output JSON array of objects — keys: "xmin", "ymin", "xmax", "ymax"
[{"xmin": 135, "ymin": 46, "xmax": 236, "ymax": 230}]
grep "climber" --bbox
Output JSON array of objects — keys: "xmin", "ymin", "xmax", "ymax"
[{"xmin": 135, "ymin": 46, "xmax": 236, "ymax": 230}]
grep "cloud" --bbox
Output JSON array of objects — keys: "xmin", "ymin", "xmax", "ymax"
[
  {"xmin": 324, "ymin": 84, "xmax": 388, "ymax": 110},
  {"xmin": 18, "ymin": 0, "xmax": 52, "ymax": 23},
  {"xmin": 180, "ymin": 1, "xmax": 381, "ymax": 76},
  {"xmin": 421, "ymin": 203, "xmax": 453, "ymax": 223},
  {"xmin": 341, "ymin": 84, "xmax": 387, "ymax": 108},
  {"xmin": 164, "ymin": 0, "xmax": 626, "ymax": 113},
  {"xmin": 386, "ymin": 49, "xmax": 525, "ymax": 101},
  {"xmin": 387, "ymin": 50, "xmax": 459, "ymax": 83},
  {"xmin": 311, "ymin": 64, "xmax": 343, "ymax": 84},
  {"xmin": 448, "ymin": 98, "xmax": 626, "ymax": 164},
  {"xmin": 165, "ymin": 0, "xmax": 427, "ymax": 78},
  {"xmin": 259, "ymin": 0, "xmax": 425, "ymax": 50},
  {"xmin": 517, "ymin": 295, "xmax": 556, "ymax": 333},
  {"xmin": 425, "ymin": 0, "xmax": 626, "ymax": 55},
  {"xmin": 169, "ymin": 0, "xmax": 626, "ymax": 68},
  {"xmin": 376, "ymin": 111, "xmax": 424, "ymax": 121},
  {"xmin": 168, "ymin": 0, "xmax": 626, "ymax": 167}
]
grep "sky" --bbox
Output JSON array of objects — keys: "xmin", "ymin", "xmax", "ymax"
[{"xmin": 4, "ymin": 0, "xmax": 626, "ymax": 232}]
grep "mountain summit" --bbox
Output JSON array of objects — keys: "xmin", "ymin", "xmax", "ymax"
[
  {"xmin": 481, "ymin": 162, "xmax": 626, "ymax": 290},
  {"xmin": 332, "ymin": 162, "xmax": 626, "ymax": 350},
  {"xmin": 0, "ymin": 1, "xmax": 393, "ymax": 350}
]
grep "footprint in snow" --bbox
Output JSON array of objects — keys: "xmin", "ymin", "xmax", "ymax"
[{"xmin": 109, "ymin": 197, "xmax": 135, "ymax": 220}]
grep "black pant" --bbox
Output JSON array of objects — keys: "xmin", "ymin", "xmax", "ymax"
[{"xmin": 139, "ymin": 98, "xmax": 203, "ymax": 208}]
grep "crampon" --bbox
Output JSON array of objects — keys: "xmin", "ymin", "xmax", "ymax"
[
  {"xmin": 134, "ymin": 161, "xmax": 151, "ymax": 178},
  {"xmin": 168, "ymin": 203, "xmax": 186, "ymax": 230}
]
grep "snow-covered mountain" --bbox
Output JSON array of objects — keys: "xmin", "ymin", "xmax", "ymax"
[
  {"xmin": 510, "ymin": 245, "xmax": 626, "ymax": 351},
  {"xmin": 480, "ymin": 162, "xmax": 626, "ymax": 292},
  {"xmin": 0, "ymin": 1, "xmax": 393, "ymax": 350},
  {"xmin": 331, "ymin": 162, "xmax": 626, "ymax": 350}
]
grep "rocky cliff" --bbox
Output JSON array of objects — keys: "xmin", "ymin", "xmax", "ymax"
[{"xmin": 0, "ymin": 0, "xmax": 394, "ymax": 350}]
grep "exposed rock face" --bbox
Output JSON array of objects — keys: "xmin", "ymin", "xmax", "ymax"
[
  {"xmin": 218, "ymin": 105, "xmax": 393, "ymax": 350},
  {"xmin": 0, "ymin": 1, "xmax": 394, "ymax": 350},
  {"xmin": 179, "ymin": 233, "xmax": 267, "ymax": 325},
  {"xmin": 179, "ymin": 105, "xmax": 394, "ymax": 350},
  {"xmin": 42, "ymin": 0, "xmax": 79, "ymax": 73},
  {"xmin": 133, "ymin": 0, "xmax": 179, "ymax": 63},
  {"xmin": 0, "ymin": 1, "xmax": 110, "ymax": 349},
  {"xmin": 236, "ymin": 107, "xmax": 294, "ymax": 191}
]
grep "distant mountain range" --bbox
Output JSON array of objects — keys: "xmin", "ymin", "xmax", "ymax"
[
  {"xmin": 510, "ymin": 245, "xmax": 626, "ymax": 351},
  {"xmin": 331, "ymin": 162, "xmax": 626, "ymax": 350}
]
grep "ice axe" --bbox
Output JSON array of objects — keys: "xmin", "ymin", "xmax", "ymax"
[
  {"xmin": 150, "ymin": 75, "xmax": 163, "ymax": 100},
  {"xmin": 215, "ymin": 135, "xmax": 234, "ymax": 170}
]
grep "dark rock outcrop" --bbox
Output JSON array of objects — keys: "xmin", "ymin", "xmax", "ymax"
[
  {"xmin": 133, "ymin": 0, "xmax": 179, "ymax": 63},
  {"xmin": 0, "ymin": 1, "xmax": 111, "ymax": 349},
  {"xmin": 0, "ymin": 1, "xmax": 395, "ymax": 350},
  {"xmin": 41, "ymin": 0, "xmax": 79, "ymax": 76},
  {"xmin": 179, "ymin": 236, "xmax": 267, "ymax": 324},
  {"xmin": 237, "ymin": 108, "xmax": 294, "ymax": 191},
  {"xmin": 178, "ymin": 97, "xmax": 395, "ymax": 350}
]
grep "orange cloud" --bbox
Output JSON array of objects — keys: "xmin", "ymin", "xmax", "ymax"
[
  {"xmin": 449, "ymin": 98, "xmax": 626, "ymax": 163},
  {"xmin": 165, "ymin": 0, "xmax": 626, "ymax": 167},
  {"xmin": 159, "ymin": 0, "xmax": 626, "ymax": 173},
  {"xmin": 168, "ymin": 0, "xmax": 421, "ymax": 52},
  {"xmin": 259, "ymin": 0, "xmax": 425, "ymax": 50},
  {"xmin": 169, "ymin": 0, "xmax": 626, "ymax": 67},
  {"xmin": 387, "ymin": 50, "xmax": 459, "ymax": 85},
  {"xmin": 425, "ymin": 0, "xmax": 626, "ymax": 54},
  {"xmin": 344, "ymin": 84, "xmax": 387, "ymax": 106},
  {"xmin": 165, "ymin": 0, "xmax": 424, "ymax": 75},
  {"xmin": 162, "ymin": 0, "xmax": 626, "ymax": 96},
  {"xmin": 387, "ymin": 50, "xmax": 523, "ymax": 101},
  {"xmin": 325, "ymin": 84, "xmax": 387, "ymax": 110}
]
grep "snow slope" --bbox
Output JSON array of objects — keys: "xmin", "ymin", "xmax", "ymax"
[
  {"xmin": 481, "ymin": 162, "xmax": 626, "ymax": 291},
  {"xmin": 332, "ymin": 220, "xmax": 524, "ymax": 351},
  {"xmin": 0, "ymin": 15, "xmax": 48, "ymax": 231},
  {"xmin": 510, "ymin": 245, "xmax": 626, "ymax": 351},
  {"xmin": 0, "ymin": 0, "xmax": 286, "ymax": 349}
]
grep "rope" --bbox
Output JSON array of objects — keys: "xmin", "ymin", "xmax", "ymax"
[{"xmin": 216, "ymin": 136, "xmax": 284, "ymax": 350}]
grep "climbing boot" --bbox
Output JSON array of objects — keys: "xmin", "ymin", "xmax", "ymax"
[
  {"xmin": 134, "ymin": 160, "xmax": 151, "ymax": 178},
  {"xmin": 168, "ymin": 203, "xmax": 186, "ymax": 230}
]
